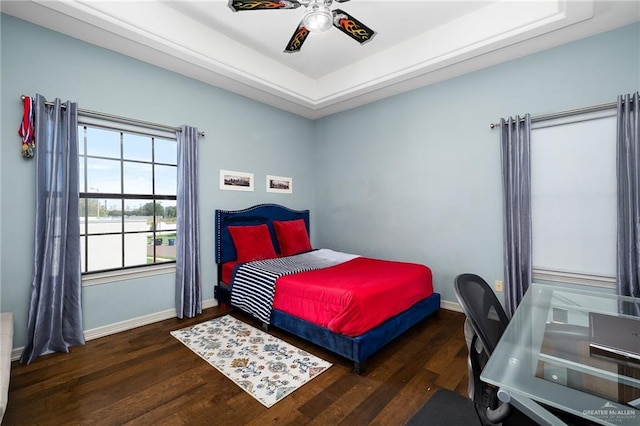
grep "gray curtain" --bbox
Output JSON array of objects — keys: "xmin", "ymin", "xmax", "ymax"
[
  {"xmin": 175, "ymin": 125, "xmax": 202, "ymax": 318},
  {"xmin": 20, "ymin": 94, "xmax": 84, "ymax": 364},
  {"xmin": 617, "ymin": 91, "xmax": 640, "ymax": 299},
  {"xmin": 500, "ymin": 114, "xmax": 532, "ymax": 317}
]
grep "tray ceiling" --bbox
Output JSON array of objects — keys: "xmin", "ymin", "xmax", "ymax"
[{"xmin": 2, "ymin": 1, "xmax": 639, "ymax": 118}]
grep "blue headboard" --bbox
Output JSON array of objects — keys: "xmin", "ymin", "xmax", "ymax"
[{"xmin": 215, "ymin": 204, "xmax": 310, "ymax": 264}]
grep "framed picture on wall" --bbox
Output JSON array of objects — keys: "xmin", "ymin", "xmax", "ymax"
[
  {"xmin": 266, "ymin": 175, "xmax": 293, "ymax": 194},
  {"xmin": 220, "ymin": 169, "xmax": 254, "ymax": 191}
]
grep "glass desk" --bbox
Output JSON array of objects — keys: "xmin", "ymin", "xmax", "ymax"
[{"xmin": 481, "ymin": 283, "xmax": 640, "ymax": 425}]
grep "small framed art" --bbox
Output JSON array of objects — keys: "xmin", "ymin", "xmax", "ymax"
[
  {"xmin": 220, "ymin": 169, "xmax": 254, "ymax": 191},
  {"xmin": 266, "ymin": 175, "xmax": 292, "ymax": 194}
]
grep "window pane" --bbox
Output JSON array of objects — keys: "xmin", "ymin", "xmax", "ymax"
[
  {"xmin": 79, "ymin": 201, "xmax": 87, "ymax": 230},
  {"xmin": 87, "ymin": 235, "xmax": 122, "ymax": 270},
  {"xmin": 124, "ymin": 199, "xmax": 158, "ymax": 219},
  {"xmin": 155, "ymin": 165, "xmax": 177, "ymax": 196},
  {"xmin": 124, "ymin": 233, "xmax": 151, "ymax": 267},
  {"xmin": 154, "ymin": 231, "xmax": 177, "ymax": 263},
  {"xmin": 79, "ymin": 161, "xmax": 86, "ymax": 193},
  {"xmin": 144, "ymin": 232, "xmax": 160, "ymax": 264},
  {"xmin": 78, "ymin": 126, "xmax": 85, "ymax": 156},
  {"xmin": 123, "ymin": 133, "xmax": 152, "ymax": 162},
  {"xmin": 80, "ymin": 198, "xmax": 114, "ymax": 221},
  {"xmin": 124, "ymin": 216, "xmax": 150, "ymax": 233},
  {"xmin": 157, "ymin": 206, "xmax": 176, "ymax": 243},
  {"xmin": 123, "ymin": 161, "xmax": 152, "ymax": 194},
  {"xmin": 80, "ymin": 236, "xmax": 86, "ymax": 272},
  {"xmin": 159, "ymin": 200, "xmax": 177, "ymax": 221},
  {"xmin": 106, "ymin": 200, "xmax": 123, "ymax": 219},
  {"xmin": 155, "ymin": 138, "xmax": 177, "ymax": 165},
  {"xmin": 87, "ymin": 158, "xmax": 121, "ymax": 194},
  {"xmin": 86, "ymin": 127, "xmax": 120, "ymax": 159}
]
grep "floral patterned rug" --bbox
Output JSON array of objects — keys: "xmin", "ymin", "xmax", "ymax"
[{"xmin": 171, "ymin": 315, "xmax": 332, "ymax": 408}]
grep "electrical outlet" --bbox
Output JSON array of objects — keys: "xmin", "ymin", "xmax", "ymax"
[{"xmin": 494, "ymin": 280, "xmax": 504, "ymax": 292}]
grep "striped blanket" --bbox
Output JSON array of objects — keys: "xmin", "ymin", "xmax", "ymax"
[{"xmin": 230, "ymin": 249, "xmax": 358, "ymax": 324}]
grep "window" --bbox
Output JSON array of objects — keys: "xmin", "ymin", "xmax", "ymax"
[
  {"xmin": 531, "ymin": 109, "xmax": 617, "ymax": 287},
  {"xmin": 78, "ymin": 121, "xmax": 177, "ymax": 277}
]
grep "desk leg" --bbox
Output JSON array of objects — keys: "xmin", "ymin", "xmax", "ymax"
[{"xmin": 498, "ymin": 389, "xmax": 568, "ymax": 426}]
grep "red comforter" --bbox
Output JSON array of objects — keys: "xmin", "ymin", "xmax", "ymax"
[{"xmin": 271, "ymin": 257, "xmax": 433, "ymax": 337}]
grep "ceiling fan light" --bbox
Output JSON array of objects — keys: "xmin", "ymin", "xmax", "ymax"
[{"xmin": 303, "ymin": 3, "xmax": 333, "ymax": 33}]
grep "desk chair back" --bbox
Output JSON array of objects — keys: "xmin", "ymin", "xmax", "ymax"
[
  {"xmin": 454, "ymin": 273, "xmax": 509, "ymax": 355},
  {"xmin": 455, "ymin": 275, "xmax": 593, "ymax": 426},
  {"xmin": 454, "ymin": 273, "xmax": 520, "ymax": 425}
]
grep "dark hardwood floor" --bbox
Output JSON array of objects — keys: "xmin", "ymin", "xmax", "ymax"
[{"xmin": 4, "ymin": 307, "xmax": 469, "ymax": 425}]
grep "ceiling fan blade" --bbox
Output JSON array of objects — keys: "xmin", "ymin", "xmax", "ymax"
[
  {"xmin": 284, "ymin": 22, "xmax": 310, "ymax": 53},
  {"xmin": 228, "ymin": 1, "xmax": 301, "ymax": 12},
  {"xmin": 332, "ymin": 9, "xmax": 376, "ymax": 44},
  {"xmin": 333, "ymin": 0, "xmax": 351, "ymax": 2}
]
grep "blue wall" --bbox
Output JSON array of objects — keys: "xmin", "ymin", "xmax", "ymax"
[
  {"xmin": 313, "ymin": 23, "xmax": 640, "ymax": 304},
  {"xmin": 0, "ymin": 14, "xmax": 315, "ymax": 348},
  {"xmin": 1, "ymin": 12, "xmax": 639, "ymax": 351}
]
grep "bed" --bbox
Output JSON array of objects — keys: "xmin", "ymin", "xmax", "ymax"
[{"xmin": 214, "ymin": 204, "xmax": 440, "ymax": 373}]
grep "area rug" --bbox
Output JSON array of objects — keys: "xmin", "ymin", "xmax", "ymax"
[{"xmin": 171, "ymin": 315, "xmax": 332, "ymax": 408}]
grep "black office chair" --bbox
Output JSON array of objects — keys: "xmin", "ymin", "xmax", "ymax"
[
  {"xmin": 405, "ymin": 274, "xmax": 512, "ymax": 426},
  {"xmin": 453, "ymin": 274, "xmax": 598, "ymax": 426},
  {"xmin": 455, "ymin": 274, "xmax": 509, "ymax": 355},
  {"xmin": 454, "ymin": 273, "xmax": 535, "ymax": 426}
]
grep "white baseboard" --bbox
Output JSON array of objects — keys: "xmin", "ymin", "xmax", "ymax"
[
  {"xmin": 441, "ymin": 299, "xmax": 463, "ymax": 313},
  {"xmin": 11, "ymin": 298, "xmax": 218, "ymax": 361},
  {"xmin": 10, "ymin": 348, "xmax": 21, "ymax": 361}
]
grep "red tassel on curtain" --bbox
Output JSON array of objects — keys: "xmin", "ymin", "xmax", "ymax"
[{"xmin": 18, "ymin": 96, "xmax": 35, "ymax": 158}]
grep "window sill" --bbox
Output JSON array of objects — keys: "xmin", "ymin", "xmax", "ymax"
[
  {"xmin": 533, "ymin": 269, "xmax": 616, "ymax": 289},
  {"xmin": 82, "ymin": 263, "xmax": 176, "ymax": 287}
]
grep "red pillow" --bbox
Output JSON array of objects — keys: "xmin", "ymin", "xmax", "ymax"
[
  {"xmin": 273, "ymin": 219, "xmax": 312, "ymax": 256},
  {"xmin": 228, "ymin": 224, "xmax": 277, "ymax": 263}
]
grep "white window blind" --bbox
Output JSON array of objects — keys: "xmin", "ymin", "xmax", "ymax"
[{"xmin": 531, "ymin": 109, "xmax": 617, "ymax": 286}]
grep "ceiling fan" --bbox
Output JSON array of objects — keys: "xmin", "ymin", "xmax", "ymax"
[{"xmin": 228, "ymin": 0, "xmax": 376, "ymax": 53}]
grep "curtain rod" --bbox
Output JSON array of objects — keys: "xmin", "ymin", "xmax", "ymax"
[
  {"xmin": 489, "ymin": 100, "xmax": 621, "ymax": 129},
  {"xmin": 21, "ymin": 95, "xmax": 205, "ymax": 137}
]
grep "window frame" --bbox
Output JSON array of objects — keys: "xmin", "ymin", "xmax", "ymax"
[
  {"xmin": 78, "ymin": 117, "xmax": 178, "ymax": 285},
  {"xmin": 530, "ymin": 108, "xmax": 617, "ymax": 289}
]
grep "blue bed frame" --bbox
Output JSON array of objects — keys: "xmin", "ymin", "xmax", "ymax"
[{"xmin": 214, "ymin": 204, "xmax": 441, "ymax": 373}]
